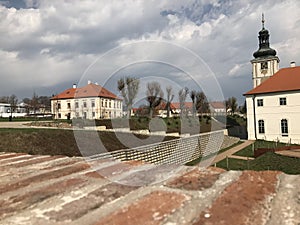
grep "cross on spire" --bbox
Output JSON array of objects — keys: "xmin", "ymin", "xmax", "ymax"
[{"xmin": 262, "ymin": 13, "xmax": 265, "ymax": 29}]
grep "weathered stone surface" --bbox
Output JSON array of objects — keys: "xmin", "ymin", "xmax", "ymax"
[
  {"xmin": 94, "ymin": 191, "xmax": 187, "ymax": 225},
  {"xmin": 0, "ymin": 152, "xmax": 299, "ymax": 225},
  {"xmin": 0, "ymin": 178, "xmax": 86, "ymax": 219},
  {"xmin": 45, "ymin": 183, "xmax": 137, "ymax": 222},
  {"xmin": 193, "ymin": 171, "xmax": 280, "ymax": 225},
  {"xmin": 0, "ymin": 162, "xmax": 90, "ymax": 194},
  {"xmin": 166, "ymin": 167, "xmax": 224, "ymax": 190}
]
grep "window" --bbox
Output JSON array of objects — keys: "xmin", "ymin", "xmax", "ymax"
[
  {"xmin": 281, "ymin": 119, "xmax": 288, "ymax": 136},
  {"xmin": 109, "ymin": 101, "xmax": 111, "ymax": 108},
  {"xmin": 58, "ymin": 113, "xmax": 61, "ymax": 118},
  {"xmin": 57, "ymin": 103, "xmax": 61, "ymax": 109},
  {"xmin": 258, "ymin": 120, "xmax": 265, "ymax": 134},
  {"xmin": 280, "ymin": 97, "xmax": 286, "ymax": 106},
  {"xmin": 92, "ymin": 112, "xmax": 95, "ymax": 117},
  {"xmin": 105, "ymin": 101, "xmax": 107, "ymax": 107},
  {"xmin": 75, "ymin": 102, "xmax": 79, "ymax": 108},
  {"xmin": 91, "ymin": 101, "xmax": 95, "ymax": 107},
  {"xmin": 67, "ymin": 103, "xmax": 71, "ymax": 109},
  {"xmin": 83, "ymin": 102, "xmax": 87, "ymax": 108},
  {"xmin": 257, "ymin": 99, "xmax": 263, "ymax": 107}
]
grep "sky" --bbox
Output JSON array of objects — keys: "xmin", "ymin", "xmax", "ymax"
[{"xmin": 0, "ymin": 0, "xmax": 300, "ymax": 105}]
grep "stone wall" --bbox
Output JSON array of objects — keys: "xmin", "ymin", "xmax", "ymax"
[{"xmin": 89, "ymin": 131, "xmax": 239, "ymax": 165}]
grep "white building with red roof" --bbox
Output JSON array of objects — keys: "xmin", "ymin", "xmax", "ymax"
[
  {"xmin": 51, "ymin": 81, "xmax": 122, "ymax": 120},
  {"xmin": 244, "ymin": 15, "xmax": 300, "ymax": 144}
]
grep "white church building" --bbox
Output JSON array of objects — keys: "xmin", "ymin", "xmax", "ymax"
[{"xmin": 244, "ymin": 15, "xmax": 300, "ymax": 144}]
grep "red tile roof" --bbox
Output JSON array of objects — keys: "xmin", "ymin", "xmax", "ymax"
[
  {"xmin": 210, "ymin": 101, "xmax": 225, "ymax": 109},
  {"xmin": 156, "ymin": 102, "xmax": 177, "ymax": 110},
  {"xmin": 52, "ymin": 83, "xmax": 121, "ymax": 100},
  {"xmin": 171, "ymin": 102, "xmax": 193, "ymax": 109},
  {"xmin": 244, "ymin": 66, "xmax": 300, "ymax": 95}
]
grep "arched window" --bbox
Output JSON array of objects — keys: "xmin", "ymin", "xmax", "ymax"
[
  {"xmin": 281, "ymin": 119, "xmax": 288, "ymax": 136},
  {"xmin": 258, "ymin": 120, "xmax": 265, "ymax": 134}
]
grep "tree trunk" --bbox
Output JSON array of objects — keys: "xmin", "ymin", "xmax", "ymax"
[
  {"xmin": 149, "ymin": 107, "xmax": 153, "ymax": 118},
  {"xmin": 127, "ymin": 109, "xmax": 131, "ymax": 118},
  {"xmin": 167, "ymin": 102, "xmax": 170, "ymax": 118}
]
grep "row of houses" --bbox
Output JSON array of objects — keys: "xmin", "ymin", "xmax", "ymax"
[
  {"xmin": 0, "ymin": 103, "xmax": 27, "ymax": 118},
  {"xmin": 1, "ymin": 81, "xmax": 226, "ymax": 120},
  {"xmin": 50, "ymin": 81, "xmax": 227, "ymax": 120},
  {"xmin": 132, "ymin": 101, "xmax": 226, "ymax": 117},
  {"xmin": 0, "ymin": 102, "xmax": 51, "ymax": 118}
]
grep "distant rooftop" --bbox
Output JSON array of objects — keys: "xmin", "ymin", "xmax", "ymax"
[{"xmin": 52, "ymin": 82, "xmax": 121, "ymax": 100}]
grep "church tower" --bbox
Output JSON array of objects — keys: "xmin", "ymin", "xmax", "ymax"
[{"xmin": 251, "ymin": 14, "xmax": 280, "ymax": 88}]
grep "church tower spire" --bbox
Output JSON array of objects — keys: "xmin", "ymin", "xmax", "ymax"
[{"xmin": 251, "ymin": 14, "xmax": 280, "ymax": 88}]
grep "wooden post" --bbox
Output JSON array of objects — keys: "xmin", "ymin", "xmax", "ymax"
[
  {"xmin": 247, "ymin": 157, "xmax": 249, "ymax": 170},
  {"xmin": 226, "ymin": 156, "xmax": 229, "ymax": 170}
]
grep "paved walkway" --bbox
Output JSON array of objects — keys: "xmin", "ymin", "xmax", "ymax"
[
  {"xmin": 0, "ymin": 121, "xmax": 31, "ymax": 128},
  {"xmin": 228, "ymin": 155, "xmax": 255, "ymax": 160},
  {"xmin": 201, "ymin": 140, "xmax": 255, "ymax": 166},
  {"xmin": 276, "ymin": 149, "xmax": 300, "ymax": 158}
]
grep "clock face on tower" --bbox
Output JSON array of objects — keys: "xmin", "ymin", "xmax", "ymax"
[{"xmin": 261, "ymin": 61, "xmax": 268, "ymax": 70}]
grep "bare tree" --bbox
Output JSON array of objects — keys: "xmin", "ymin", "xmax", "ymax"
[
  {"xmin": 190, "ymin": 90, "xmax": 197, "ymax": 117},
  {"xmin": 178, "ymin": 87, "xmax": 189, "ymax": 118},
  {"xmin": 147, "ymin": 81, "xmax": 164, "ymax": 118},
  {"xmin": 196, "ymin": 91, "xmax": 209, "ymax": 116},
  {"xmin": 0, "ymin": 96, "xmax": 9, "ymax": 103},
  {"xmin": 240, "ymin": 100, "xmax": 247, "ymax": 114},
  {"xmin": 8, "ymin": 94, "xmax": 18, "ymax": 120},
  {"xmin": 118, "ymin": 77, "xmax": 140, "ymax": 118},
  {"xmin": 31, "ymin": 92, "xmax": 39, "ymax": 114},
  {"xmin": 226, "ymin": 97, "xmax": 238, "ymax": 115},
  {"xmin": 166, "ymin": 86, "xmax": 174, "ymax": 118}
]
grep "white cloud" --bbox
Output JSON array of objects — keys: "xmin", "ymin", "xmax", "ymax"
[
  {"xmin": 0, "ymin": 6, "xmax": 41, "ymax": 35},
  {"xmin": 228, "ymin": 63, "xmax": 248, "ymax": 78},
  {"xmin": 40, "ymin": 33, "xmax": 71, "ymax": 45},
  {"xmin": 0, "ymin": 0, "xmax": 299, "ymax": 104}
]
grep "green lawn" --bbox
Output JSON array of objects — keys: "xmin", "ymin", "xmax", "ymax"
[
  {"xmin": 233, "ymin": 139, "xmax": 294, "ymax": 157},
  {"xmin": 217, "ymin": 152, "xmax": 300, "ymax": 175},
  {"xmin": 75, "ymin": 116, "xmax": 224, "ymax": 134},
  {"xmin": 0, "ymin": 128, "xmax": 178, "ymax": 157},
  {"xmin": 186, "ymin": 141, "xmax": 243, "ymax": 166}
]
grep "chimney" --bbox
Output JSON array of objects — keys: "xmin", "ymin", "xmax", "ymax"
[
  {"xmin": 73, "ymin": 84, "xmax": 77, "ymax": 89},
  {"xmin": 88, "ymin": 80, "xmax": 91, "ymax": 84},
  {"xmin": 290, "ymin": 61, "xmax": 296, "ymax": 67}
]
